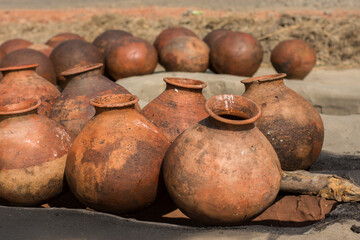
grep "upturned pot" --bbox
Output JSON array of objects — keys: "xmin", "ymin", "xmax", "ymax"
[
  {"xmin": 0, "ymin": 38, "xmax": 33, "ymax": 54},
  {"xmin": 271, "ymin": 39, "xmax": 316, "ymax": 79},
  {"xmin": 92, "ymin": 30, "xmax": 133, "ymax": 54},
  {"xmin": 241, "ymin": 73, "xmax": 324, "ymax": 170},
  {"xmin": 49, "ymin": 63, "xmax": 136, "ymax": 136},
  {"xmin": 65, "ymin": 94, "xmax": 170, "ymax": 214},
  {"xmin": 160, "ymin": 36, "xmax": 209, "ymax": 72},
  {"xmin": 0, "ymin": 98, "xmax": 73, "ymax": 206},
  {"xmin": 46, "ymin": 33, "xmax": 86, "ymax": 48},
  {"xmin": 141, "ymin": 77, "xmax": 208, "ymax": 142},
  {"xmin": 0, "ymin": 64, "xmax": 60, "ymax": 116},
  {"xmin": 163, "ymin": 94, "xmax": 281, "ymax": 226}
]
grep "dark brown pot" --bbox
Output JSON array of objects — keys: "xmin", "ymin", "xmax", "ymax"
[
  {"xmin": 92, "ymin": 30, "xmax": 133, "ymax": 54},
  {"xmin": 154, "ymin": 26, "xmax": 198, "ymax": 54},
  {"xmin": 211, "ymin": 31, "xmax": 263, "ymax": 76},
  {"xmin": 28, "ymin": 44, "xmax": 54, "ymax": 58},
  {"xmin": 163, "ymin": 94, "xmax": 281, "ymax": 226},
  {"xmin": 65, "ymin": 94, "xmax": 170, "ymax": 214},
  {"xmin": 46, "ymin": 33, "xmax": 86, "ymax": 48},
  {"xmin": 271, "ymin": 39, "xmax": 316, "ymax": 80},
  {"xmin": 49, "ymin": 63, "xmax": 135, "ymax": 136},
  {"xmin": 0, "ymin": 64, "xmax": 60, "ymax": 116},
  {"xmin": 0, "ymin": 48, "xmax": 56, "ymax": 84},
  {"xmin": 0, "ymin": 98, "xmax": 73, "ymax": 206},
  {"xmin": 50, "ymin": 39, "xmax": 104, "ymax": 88},
  {"xmin": 241, "ymin": 73, "xmax": 324, "ymax": 170},
  {"xmin": 160, "ymin": 36, "xmax": 209, "ymax": 72},
  {"xmin": 141, "ymin": 77, "xmax": 208, "ymax": 142},
  {"xmin": 105, "ymin": 36, "xmax": 157, "ymax": 80},
  {"xmin": 0, "ymin": 38, "xmax": 33, "ymax": 54}
]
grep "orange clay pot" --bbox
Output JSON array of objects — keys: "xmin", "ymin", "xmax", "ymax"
[
  {"xmin": 49, "ymin": 63, "xmax": 135, "ymax": 136},
  {"xmin": 163, "ymin": 94, "xmax": 281, "ymax": 226},
  {"xmin": 92, "ymin": 29, "xmax": 133, "ymax": 54},
  {"xmin": 141, "ymin": 77, "xmax": 208, "ymax": 142},
  {"xmin": 0, "ymin": 38, "xmax": 33, "ymax": 54},
  {"xmin": 0, "ymin": 98, "xmax": 73, "ymax": 206},
  {"xmin": 0, "ymin": 64, "xmax": 60, "ymax": 116},
  {"xmin": 241, "ymin": 73, "xmax": 324, "ymax": 170},
  {"xmin": 46, "ymin": 32, "xmax": 86, "ymax": 48},
  {"xmin": 65, "ymin": 94, "xmax": 170, "ymax": 214}
]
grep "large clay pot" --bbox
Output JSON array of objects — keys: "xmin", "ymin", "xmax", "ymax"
[
  {"xmin": 163, "ymin": 94, "xmax": 281, "ymax": 226},
  {"xmin": 0, "ymin": 48, "xmax": 56, "ymax": 84},
  {"xmin": 0, "ymin": 64, "xmax": 60, "ymax": 116},
  {"xmin": 65, "ymin": 94, "xmax": 170, "ymax": 214},
  {"xmin": 271, "ymin": 39, "xmax": 316, "ymax": 79},
  {"xmin": 46, "ymin": 33, "xmax": 86, "ymax": 48},
  {"xmin": 241, "ymin": 73, "xmax": 324, "ymax": 170},
  {"xmin": 27, "ymin": 44, "xmax": 54, "ymax": 58},
  {"xmin": 0, "ymin": 38, "xmax": 33, "ymax": 54},
  {"xmin": 160, "ymin": 36, "xmax": 209, "ymax": 72},
  {"xmin": 141, "ymin": 77, "xmax": 208, "ymax": 142},
  {"xmin": 49, "ymin": 63, "xmax": 134, "ymax": 136},
  {"xmin": 0, "ymin": 98, "xmax": 73, "ymax": 206},
  {"xmin": 92, "ymin": 30, "xmax": 133, "ymax": 54},
  {"xmin": 211, "ymin": 31, "xmax": 263, "ymax": 76}
]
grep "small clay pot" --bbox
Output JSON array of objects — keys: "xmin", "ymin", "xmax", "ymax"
[
  {"xmin": 211, "ymin": 31, "xmax": 263, "ymax": 76},
  {"xmin": 0, "ymin": 64, "xmax": 60, "ymax": 116},
  {"xmin": 92, "ymin": 30, "xmax": 133, "ymax": 54},
  {"xmin": 27, "ymin": 44, "xmax": 54, "ymax": 57},
  {"xmin": 141, "ymin": 77, "xmax": 208, "ymax": 142},
  {"xmin": 46, "ymin": 33, "xmax": 86, "ymax": 48},
  {"xmin": 271, "ymin": 39, "xmax": 316, "ymax": 79},
  {"xmin": 154, "ymin": 26, "xmax": 198, "ymax": 54},
  {"xmin": 0, "ymin": 38, "xmax": 33, "ymax": 54},
  {"xmin": 0, "ymin": 98, "xmax": 73, "ymax": 206},
  {"xmin": 65, "ymin": 94, "xmax": 170, "ymax": 214},
  {"xmin": 0, "ymin": 48, "xmax": 56, "ymax": 84},
  {"xmin": 105, "ymin": 36, "xmax": 157, "ymax": 80},
  {"xmin": 241, "ymin": 73, "xmax": 324, "ymax": 170},
  {"xmin": 163, "ymin": 94, "xmax": 281, "ymax": 226},
  {"xmin": 160, "ymin": 36, "xmax": 209, "ymax": 72}
]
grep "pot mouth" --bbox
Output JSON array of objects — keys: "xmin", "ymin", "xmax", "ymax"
[
  {"xmin": 90, "ymin": 94, "xmax": 139, "ymax": 108},
  {"xmin": 0, "ymin": 64, "xmax": 38, "ymax": 72},
  {"xmin": 60, "ymin": 63, "xmax": 103, "ymax": 77},
  {"xmin": 205, "ymin": 95, "xmax": 261, "ymax": 125},
  {"xmin": 164, "ymin": 77, "xmax": 207, "ymax": 89},
  {"xmin": 241, "ymin": 73, "xmax": 287, "ymax": 84},
  {"xmin": 0, "ymin": 98, "xmax": 40, "ymax": 115}
]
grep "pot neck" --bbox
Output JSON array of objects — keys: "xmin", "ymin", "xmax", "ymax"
[
  {"xmin": 90, "ymin": 94, "xmax": 139, "ymax": 115},
  {"xmin": 164, "ymin": 77, "xmax": 206, "ymax": 94},
  {"xmin": 0, "ymin": 64, "xmax": 38, "ymax": 78},
  {"xmin": 0, "ymin": 99, "xmax": 40, "ymax": 122},
  {"xmin": 241, "ymin": 73, "xmax": 286, "ymax": 91},
  {"xmin": 61, "ymin": 63, "xmax": 103, "ymax": 85}
]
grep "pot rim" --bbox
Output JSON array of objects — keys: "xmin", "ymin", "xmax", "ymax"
[
  {"xmin": 164, "ymin": 77, "xmax": 207, "ymax": 89},
  {"xmin": 0, "ymin": 64, "xmax": 38, "ymax": 72},
  {"xmin": 60, "ymin": 63, "xmax": 103, "ymax": 77},
  {"xmin": 241, "ymin": 73, "xmax": 287, "ymax": 84},
  {"xmin": 90, "ymin": 94, "xmax": 139, "ymax": 108},
  {"xmin": 205, "ymin": 94, "xmax": 261, "ymax": 125},
  {"xmin": 0, "ymin": 98, "xmax": 40, "ymax": 115}
]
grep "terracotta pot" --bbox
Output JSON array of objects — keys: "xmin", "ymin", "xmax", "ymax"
[
  {"xmin": 27, "ymin": 44, "xmax": 54, "ymax": 57},
  {"xmin": 0, "ymin": 38, "xmax": 33, "ymax": 54},
  {"xmin": 163, "ymin": 94, "xmax": 281, "ymax": 226},
  {"xmin": 92, "ymin": 30, "xmax": 133, "ymax": 54},
  {"xmin": 49, "ymin": 63, "xmax": 135, "ymax": 136},
  {"xmin": 0, "ymin": 48, "xmax": 6, "ymax": 62},
  {"xmin": 211, "ymin": 31, "xmax": 263, "ymax": 76},
  {"xmin": 0, "ymin": 48, "xmax": 56, "ymax": 84},
  {"xmin": 241, "ymin": 73, "xmax": 324, "ymax": 170},
  {"xmin": 46, "ymin": 33, "xmax": 86, "ymax": 48},
  {"xmin": 154, "ymin": 26, "xmax": 198, "ymax": 54},
  {"xmin": 65, "ymin": 94, "xmax": 170, "ymax": 214},
  {"xmin": 0, "ymin": 64, "xmax": 60, "ymax": 116},
  {"xmin": 160, "ymin": 36, "xmax": 209, "ymax": 72},
  {"xmin": 271, "ymin": 39, "xmax": 316, "ymax": 79},
  {"xmin": 141, "ymin": 77, "xmax": 208, "ymax": 142},
  {"xmin": 105, "ymin": 36, "xmax": 157, "ymax": 80},
  {"xmin": 50, "ymin": 39, "xmax": 104, "ymax": 88},
  {"xmin": 0, "ymin": 98, "xmax": 73, "ymax": 206}
]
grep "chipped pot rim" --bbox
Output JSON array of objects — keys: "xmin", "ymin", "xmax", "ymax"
[
  {"xmin": 241, "ymin": 73, "xmax": 287, "ymax": 84},
  {"xmin": 164, "ymin": 77, "xmax": 207, "ymax": 89},
  {"xmin": 90, "ymin": 94, "xmax": 139, "ymax": 108}
]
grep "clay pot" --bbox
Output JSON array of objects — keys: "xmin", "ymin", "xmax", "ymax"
[
  {"xmin": 241, "ymin": 73, "xmax": 324, "ymax": 170},
  {"xmin": 0, "ymin": 64, "xmax": 60, "ymax": 116},
  {"xmin": 0, "ymin": 48, "xmax": 56, "ymax": 84},
  {"xmin": 0, "ymin": 38, "xmax": 33, "ymax": 54},
  {"xmin": 163, "ymin": 94, "xmax": 281, "ymax": 226},
  {"xmin": 65, "ymin": 94, "xmax": 170, "ymax": 214},
  {"xmin": 154, "ymin": 26, "xmax": 198, "ymax": 54},
  {"xmin": 141, "ymin": 77, "xmax": 208, "ymax": 142},
  {"xmin": 27, "ymin": 44, "xmax": 54, "ymax": 57},
  {"xmin": 49, "ymin": 63, "xmax": 135, "ymax": 136},
  {"xmin": 271, "ymin": 39, "xmax": 316, "ymax": 79},
  {"xmin": 0, "ymin": 98, "xmax": 73, "ymax": 206},
  {"xmin": 92, "ymin": 30, "xmax": 133, "ymax": 54},
  {"xmin": 105, "ymin": 36, "xmax": 157, "ymax": 80},
  {"xmin": 0, "ymin": 48, "xmax": 6, "ymax": 62},
  {"xmin": 160, "ymin": 36, "xmax": 209, "ymax": 72},
  {"xmin": 211, "ymin": 31, "xmax": 263, "ymax": 76},
  {"xmin": 46, "ymin": 33, "xmax": 86, "ymax": 48},
  {"xmin": 50, "ymin": 39, "xmax": 104, "ymax": 88}
]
